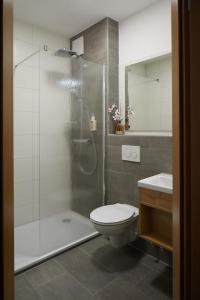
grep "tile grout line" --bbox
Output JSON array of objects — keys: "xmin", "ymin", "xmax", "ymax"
[
  {"xmin": 23, "ymin": 259, "xmax": 66, "ymax": 289},
  {"xmin": 54, "ymin": 256, "xmax": 103, "ymax": 297}
]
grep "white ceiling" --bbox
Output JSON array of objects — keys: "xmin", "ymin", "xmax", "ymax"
[{"xmin": 14, "ymin": 0, "xmax": 159, "ymax": 37}]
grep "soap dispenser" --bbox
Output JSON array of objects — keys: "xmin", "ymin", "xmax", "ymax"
[{"xmin": 90, "ymin": 114, "xmax": 97, "ymax": 131}]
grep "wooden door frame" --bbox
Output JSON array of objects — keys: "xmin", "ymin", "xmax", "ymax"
[
  {"xmin": 1, "ymin": 0, "xmax": 14, "ymax": 299},
  {"xmin": 172, "ymin": 0, "xmax": 200, "ymax": 299},
  {"xmin": 1, "ymin": 0, "xmax": 200, "ymax": 299},
  {"xmin": 187, "ymin": 1, "xmax": 200, "ymax": 298},
  {"xmin": 172, "ymin": 1, "xmax": 184, "ymax": 299},
  {"xmin": 172, "ymin": 0, "xmax": 190, "ymax": 299},
  {"xmin": 172, "ymin": 1, "xmax": 181, "ymax": 298}
]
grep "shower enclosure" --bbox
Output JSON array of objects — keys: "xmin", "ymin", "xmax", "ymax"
[{"xmin": 14, "ymin": 46, "xmax": 105, "ymax": 272}]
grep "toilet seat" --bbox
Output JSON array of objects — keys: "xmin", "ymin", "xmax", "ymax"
[{"xmin": 90, "ymin": 204, "xmax": 138, "ymax": 226}]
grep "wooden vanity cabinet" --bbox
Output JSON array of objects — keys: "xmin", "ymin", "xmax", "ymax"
[{"xmin": 139, "ymin": 188, "xmax": 173, "ymax": 252}]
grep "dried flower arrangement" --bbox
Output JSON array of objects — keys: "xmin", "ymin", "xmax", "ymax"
[
  {"xmin": 108, "ymin": 104, "xmax": 123, "ymax": 134},
  {"xmin": 108, "ymin": 104, "xmax": 123, "ymax": 122},
  {"xmin": 108, "ymin": 104, "xmax": 135, "ymax": 133}
]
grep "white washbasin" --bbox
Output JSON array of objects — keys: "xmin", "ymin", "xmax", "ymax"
[{"xmin": 138, "ymin": 173, "xmax": 173, "ymax": 194}]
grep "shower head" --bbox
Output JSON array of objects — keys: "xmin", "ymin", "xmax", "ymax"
[{"xmin": 55, "ymin": 48, "xmax": 78, "ymax": 58}]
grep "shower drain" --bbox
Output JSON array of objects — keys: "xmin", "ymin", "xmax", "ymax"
[{"xmin": 62, "ymin": 218, "xmax": 71, "ymax": 223}]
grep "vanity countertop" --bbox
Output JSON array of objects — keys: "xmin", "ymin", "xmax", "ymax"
[{"xmin": 138, "ymin": 173, "xmax": 173, "ymax": 194}]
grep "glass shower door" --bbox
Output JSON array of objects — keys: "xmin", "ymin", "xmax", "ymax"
[{"xmin": 38, "ymin": 49, "xmax": 105, "ymax": 256}]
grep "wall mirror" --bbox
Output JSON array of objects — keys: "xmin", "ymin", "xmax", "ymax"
[{"xmin": 119, "ymin": 53, "xmax": 172, "ymax": 136}]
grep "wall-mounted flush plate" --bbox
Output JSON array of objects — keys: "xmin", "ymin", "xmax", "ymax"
[{"xmin": 122, "ymin": 145, "xmax": 140, "ymax": 162}]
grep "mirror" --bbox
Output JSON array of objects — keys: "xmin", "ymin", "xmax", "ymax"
[{"xmin": 119, "ymin": 53, "xmax": 172, "ymax": 135}]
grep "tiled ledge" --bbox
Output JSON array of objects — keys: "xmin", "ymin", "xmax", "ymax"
[{"xmin": 108, "ymin": 131, "xmax": 173, "ymax": 137}]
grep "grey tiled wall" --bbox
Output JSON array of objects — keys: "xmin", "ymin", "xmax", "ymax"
[
  {"xmin": 106, "ymin": 134, "xmax": 173, "ymax": 265},
  {"xmin": 70, "ymin": 18, "xmax": 119, "ymax": 217},
  {"xmin": 70, "ymin": 18, "xmax": 107, "ymax": 65},
  {"xmin": 106, "ymin": 135, "xmax": 172, "ymax": 207},
  {"xmin": 107, "ymin": 18, "xmax": 119, "ymax": 106},
  {"xmin": 70, "ymin": 18, "xmax": 119, "ymax": 104},
  {"xmin": 70, "ymin": 60, "xmax": 104, "ymax": 217},
  {"xmin": 70, "ymin": 18, "xmax": 172, "ymax": 264}
]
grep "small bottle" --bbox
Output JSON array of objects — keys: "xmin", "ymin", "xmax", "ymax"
[{"xmin": 90, "ymin": 114, "xmax": 97, "ymax": 131}]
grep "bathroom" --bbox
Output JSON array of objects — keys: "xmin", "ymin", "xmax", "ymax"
[{"xmin": 12, "ymin": 0, "xmax": 173, "ymax": 299}]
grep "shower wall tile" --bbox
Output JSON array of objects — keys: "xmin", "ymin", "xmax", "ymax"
[
  {"xmin": 33, "ymin": 90, "xmax": 40, "ymax": 112},
  {"xmin": 14, "ymin": 135, "xmax": 33, "ymax": 158},
  {"xmin": 70, "ymin": 18, "xmax": 119, "ymax": 216},
  {"xmin": 14, "ymin": 112, "xmax": 33, "ymax": 135},
  {"xmin": 33, "ymin": 180, "xmax": 40, "ymax": 220},
  {"xmin": 14, "ymin": 65, "xmax": 33, "ymax": 89},
  {"xmin": 39, "ymin": 177, "xmax": 71, "ymax": 218},
  {"xmin": 71, "ymin": 18, "xmax": 107, "ymax": 65},
  {"xmin": 14, "ymin": 20, "xmax": 70, "ymax": 226},
  {"xmin": 14, "ymin": 39, "xmax": 33, "ymax": 67},
  {"xmin": 33, "ymin": 113, "xmax": 39, "ymax": 134},
  {"xmin": 107, "ymin": 18, "xmax": 119, "ymax": 106},
  {"xmin": 14, "ymin": 181, "xmax": 33, "ymax": 206},
  {"xmin": 14, "ymin": 88, "xmax": 33, "ymax": 112},
  {"xmin": 32, "ymin": 67, "xmax": 40, "ymax": 90},
  {"xmin": 14, "ymin": 158, "xmax": 33, "ymax": 183},
  {"xmin": 70, "ymin": 17, "xmax": 119, "ymax": 105},
  {"xmin": 14, "ymin": 203, "xmax": 34, "ymax": 227},
  {"xmin": 33, "ymin": 135, "xmax": 39, "ymax": 157},
  {"xmin": 33, "ymin": 158, "xmax": 39, "ymax": 180}
]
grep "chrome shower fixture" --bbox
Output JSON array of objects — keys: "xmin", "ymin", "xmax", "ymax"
[{"xmin": 55, "ymin": 48, "xmax": 78, "ymax": 58}]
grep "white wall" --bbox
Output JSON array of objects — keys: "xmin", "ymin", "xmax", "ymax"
[
  {"xmin": 119, "ymin": 0, "xmax": 171, "ymax": 65},
  {"xmin": 118, "ymin": 0, "xmax": 171, "ymax": 129},
  {"xmin": 14, "ymin": 20, "xmax": 71, "ymax": 226}
]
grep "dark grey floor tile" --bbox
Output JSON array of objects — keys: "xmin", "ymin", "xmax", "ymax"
[
  {"xmin": 55, "ymin": 247, "xmax": 117, "ymax": 295},
  {"xmin": 138, "ymin": 270, "xmax": 172, "ymax": 300},
  {"xmin": 36, "ymin": 272, "xmax": 93, "ymax": 300},
  {"xmin": 96, "ymin": 277, "xmax": 151, "ymax": 300},
  {"xmin": 24, "ymin": 258, "xmax": 65, "ymax": 287},
  {"xmin": 84, "ymin": 242, "xmax": 144, "ymax": 275},
  {"xmin": 15, "ymin": 274, "xmax": 30, "ymax": 293},
  {"xmin": 139, "ymin": 253, "xmax": 173, "ymax": 279},
  {"xmin": 15, "ymin": 237, "xmax": 172, "ymax": 300},
  {"xmin": 127, "ymin": 287, "xmax": 153, "ymax": 300},
  {"xmin": 80, "ymin": 239, "xmax": 152, "ymax": 287},
  {"xmin": 79, "ymin": 236, "xmax": 109, "ymax": 255},
  {"xmin": 15, "ymin": 284, "xmax": 41, "ymax": 300},
  {"xmin": 119, "ymin": 261, "xmax": 152, "ymax": 284}
]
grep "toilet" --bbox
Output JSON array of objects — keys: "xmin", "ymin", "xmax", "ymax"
[{"xmin": 90, "ymin": 204, "xmax": 139, "ymax": 248}]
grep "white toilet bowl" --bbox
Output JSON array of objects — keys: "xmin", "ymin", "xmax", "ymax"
[{"xmin": 90, "ymin": 204, "xmax": 139, "ymax": 248}]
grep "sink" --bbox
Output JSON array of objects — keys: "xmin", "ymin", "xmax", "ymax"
[{"xmin": 138, "ymin": 173, "xmax": 173, "ymax": 194}]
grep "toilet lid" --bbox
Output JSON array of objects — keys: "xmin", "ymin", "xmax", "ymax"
[{"xmin": 90, "ymin": 204, "xmax": 137, "ymax": 225}]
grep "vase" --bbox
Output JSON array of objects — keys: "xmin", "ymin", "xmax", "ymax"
[{"xmin": 115, "ymin": 121, "xmax": 124, "ymax": 135}]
